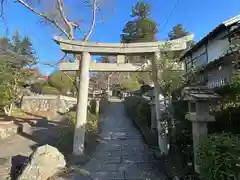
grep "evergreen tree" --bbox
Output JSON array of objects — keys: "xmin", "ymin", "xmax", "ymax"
[
  {"xmin": 121, "ymin": 1, "xmax": 157, "ymax": 43},
  {"xmin": 120, "ymin": 1, "xmax": 157, "ymax": 84},
  {"xmin": 168, "ymin": 24, "xmax": 189, "ymax": 40},
  {"xmin": 167, "ymin": 24, "xmax": 192, "ymax": 60},
  {"xmin": 11, "ymin": 30, "xmax": 36, "ymax": 66},
  {"xmin": 131, "ymin": 0, "xmax": 151, "ymax": 19}
]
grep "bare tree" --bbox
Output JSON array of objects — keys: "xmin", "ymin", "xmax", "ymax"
[
  {"xmin": 1, "ymin": 0, "xmax": 114, "ymax": 67},
  {"xmin": 0, "ymin": 0, "xmax": 114, "ymax": 87},
  {"xmin": 1, "ymin": 0, "xmax": 114, "ymax": 40}
]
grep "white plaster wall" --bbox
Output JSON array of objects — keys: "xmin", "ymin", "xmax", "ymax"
[
  {"xmin": 192, "ymin": 46, "xmax": 206, "ymax": 59},
  {"xmin": 187, "ymin": 44, "xmax": 207, "ymax": 68},
  {"xmin": 207, "ymin": 31, "xmax": 230, "ymax": 63},
  {"xmin": 184, "ymin": 30, "xmax": 230, "ymax": 70},
  {"xmin": 207, "ymin": 63, "xmax": 234, "ymax": 88}
]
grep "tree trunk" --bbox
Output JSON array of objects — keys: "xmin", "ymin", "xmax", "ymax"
[{"xmin": 4, "ymin": 103, "xmax": 13, "ymax": 116}]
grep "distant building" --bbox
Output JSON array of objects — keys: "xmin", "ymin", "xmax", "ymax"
[{"xmin": 181, "ymin": 15, "xmax": 240, "ymax": 88}]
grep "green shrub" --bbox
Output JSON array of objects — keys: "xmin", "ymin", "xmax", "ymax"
[
  {"xmin": 209, "ymin": 106, "xmax": 240, "ymax": 135},
  {"xmin": 89, "ymin": 99, "xmax": 97, "ymax": 114},
  {"xmin": 41, "ymin": 85, "xmax": 60, "ymax": 95},
  {"xmin": 65, "ymin": 111, "xmax": 76, "ymax": 127},
  {"xmin": 124, "ymin": 96, "xmax": 158, "ymax": 146},
  {"xmin": 124, "ymin": 96, "xmax": 141, "ymax": 118},
  {"xmin": 56, "ymin": 110, "xmax": 99, "ymax": 154},
  {"xmin": 30, "ymin": 82, "xmax": 45, "ymax": 93},
  {"xmin": 197, "ymin": 133, "xmax": 240, "ymax": 180},
  {"xmin": 173, "ymin": 100, "xmax": 193, "ymax": 165},
  {"xmin": 136, "ymin": 98, "xmax": 151, "ymax": 127},
  {"xmin": 56, "ymin": 127, "xmax": 74, "ymax": 153}
]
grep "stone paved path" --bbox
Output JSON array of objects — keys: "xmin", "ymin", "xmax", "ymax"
[{"xmin": 77, "ymin": 98, "xmax": 166, "ymax": 180}]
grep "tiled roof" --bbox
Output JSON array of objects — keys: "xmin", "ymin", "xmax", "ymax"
[
  {"xmin": 181, "ymin": 86, "xmax": 221, "ymax": 101},
  {"xmin": 181, "ymin": 14, "xmax": 240, "ymax": 60}
]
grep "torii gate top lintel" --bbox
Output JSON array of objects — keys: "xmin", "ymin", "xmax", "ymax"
[
  {"xmin": 53, "ymin": 34, "xmax": 194, "ymax": 55},
  {"xmin": 55, "ymin": 34, "xmax": 194, "ymax": 72}
]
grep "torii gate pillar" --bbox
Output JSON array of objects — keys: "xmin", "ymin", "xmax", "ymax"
[{"xmin": 73, "ymin": 52, "xmax": 91, "ymax": 155}]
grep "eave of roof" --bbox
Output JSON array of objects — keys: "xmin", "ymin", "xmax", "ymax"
[
  {"xmin": 187, "ymin": 50, "xmax": 238, "ymax": 74},
  {"xmin": 180, "ymin": 14, "xmax": 240, "ymax": 60}
]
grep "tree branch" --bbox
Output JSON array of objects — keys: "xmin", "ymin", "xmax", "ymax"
[
  {"xmin": 16, "ymin": 0, "xmax": 70, "ymax": 39},
  {"xmin": 56, "ymin": 0, "xmax": 74, "ymax": 39},
  {"xmin": 84, "ymin": 0, "xmax": 97, "ymax": 41}
]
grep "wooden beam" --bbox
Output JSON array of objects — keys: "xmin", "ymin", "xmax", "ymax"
[
  {"xmin": 53, "ymin": 35, "xmax": 194, "ymax": 55},
  {"xmin": 59, "ymin": 62, "xmax": 151, "ymax": 72}
]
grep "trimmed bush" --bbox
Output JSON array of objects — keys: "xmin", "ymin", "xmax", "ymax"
[
  {"xmin": 197, "ymin": 133, "xmax": 240, "ymax": 180},
  {"xmin": 172, "ymin": 100, "xmax": 193, "ymax": 165},
  {"xmin": 124, "ymin": 96, "xmax": 158, "ymax": 147},
  {"xmin": 209, "ymin": 106, "xmax": 240, "ymax": 135},
  {"xmin": 124, "ymin": 96, "xmax": 141, "ymax": 119}
]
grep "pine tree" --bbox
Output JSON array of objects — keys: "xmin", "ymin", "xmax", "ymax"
[
  {"xmin": 121, "ymin": 1, "xmax": 157, "ymax": 43},
  {"xmin": 11, "ymin": 30, "xmax": 36, "ymax": 66},
  {"xmin": 168, "ymin": 24, "xmax": 189, "ymax": 40},
  {"xmin": 120, "ymin": 1, "xmax": 157, "ymax": 84},
  {"xmin": 167, "ymin": 24, "xmax": 192, "ymax": 60}
]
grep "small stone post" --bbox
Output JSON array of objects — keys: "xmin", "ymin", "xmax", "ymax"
[
  {"xmin": 96, "ymin": 99, "xmax": 100, "ymax": 114},
  {"xmin": 73, "ymin": 52, "xmax": 91, "ymax": 155},
  {"xmin": 182, "ymin": 86, "xmax": 220, "ymax": 173}
]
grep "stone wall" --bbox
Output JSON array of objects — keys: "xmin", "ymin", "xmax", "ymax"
[
  {"xmin": 20, "ymin": 94, "xmax": 109, "ymax": 115},
  {"xmin": 20, "ymin": 95, "xmax": 77, "ymax": 113}
]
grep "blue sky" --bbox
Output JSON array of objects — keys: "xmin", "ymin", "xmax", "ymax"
[{"xmin": 0, "ymin": 0, "xmax": 240, "ymax": 75}]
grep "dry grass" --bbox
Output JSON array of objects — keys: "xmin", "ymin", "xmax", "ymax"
[
  {"xmin": 48, "ymin": 167, "xmax": 91, "ymax": 180},
  {"xmin": 11, "ymin": 108, "xmax": 56, "ymax": 120}
]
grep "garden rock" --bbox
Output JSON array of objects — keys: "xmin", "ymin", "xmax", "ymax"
[
  {"xmin": 58, "ymin": 107, "xmax": 69, "ymax": 114},
  {"xmin": 17, "ymin": 144, "xmax": 66, "ymax": 180}
]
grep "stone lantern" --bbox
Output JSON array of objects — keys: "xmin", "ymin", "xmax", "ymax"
[{"xmin": 181, "ymin": 86, "xmax": 220, "ymax": 173}]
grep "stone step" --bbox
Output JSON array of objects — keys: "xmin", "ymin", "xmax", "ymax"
[{"xmin": 0, "ymin": 123, "xmax": 19, "ymax": 141}]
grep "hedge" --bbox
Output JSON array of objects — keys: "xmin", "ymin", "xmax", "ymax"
[{"xmin": 124, "ymin": 96, "xmax": 158, "ymax": 147}]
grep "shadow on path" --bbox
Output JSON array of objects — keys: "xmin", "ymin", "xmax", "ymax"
[{"xmin": 68, "ymin": 99, "xmax": 167, "ymax": 180}]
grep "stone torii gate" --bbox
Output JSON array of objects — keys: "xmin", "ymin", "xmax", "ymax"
[{"xmin": 54, "ymin": 35, "xmax": 193, "ymax": 156}]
